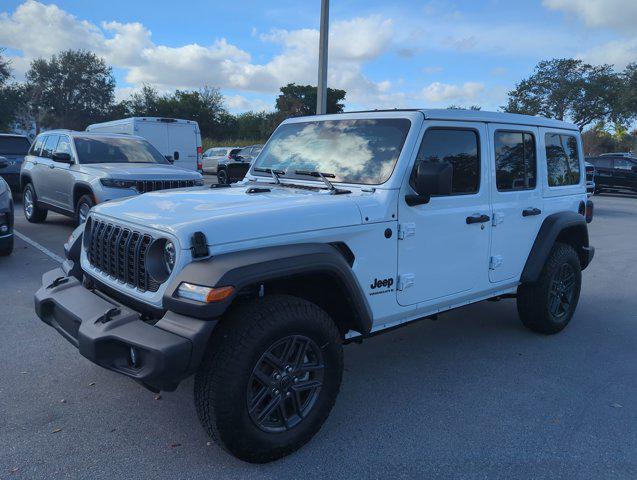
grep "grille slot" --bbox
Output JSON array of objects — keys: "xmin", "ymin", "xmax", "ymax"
[
  {"xmin": 86, "ymin": 219, "xmax": 160, "ymax": 292},
  {"xmin": 135, "ymin": 179, "xmax": 195, "ymax": 193}
]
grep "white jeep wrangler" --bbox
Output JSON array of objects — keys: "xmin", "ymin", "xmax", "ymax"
[{"xmin": 35, "ymin": 109, "xmax": 594, "ymax": 463}]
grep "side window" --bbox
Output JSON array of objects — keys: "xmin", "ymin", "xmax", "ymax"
[
  {"xmin": 412, "ymin": 128, "xmax": 480, "ymax": 195},
  {"xmin": 545, "ymin": 133, "xmax": 581, "ymax": 187},
  {"xmin": 614, "ymin": 158, "xmax": 633, "ymax": 170},
  {"xmin": 54, "ymin": 136, "xmax": 73, "ymax": 157},
  {"xmin": 494, "ymin": 131, "xmax": 537, "ymax": 191},
  {"xmin": 592, "ymin": 157, "xmax": 612, "ymax": 168},
  {"xmin": 29, "ymin": 136, "xmax": 44, "ymax": 156},
  {"xmin": 41, "ymin": 135, "xmax": 60, "ymax": 159}
]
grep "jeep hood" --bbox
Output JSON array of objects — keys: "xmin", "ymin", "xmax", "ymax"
[
  {"xmin": 92, "ymin": 184, "xmax": 363, "ymax": 248},
  {"xmin": 79, "ymin": 163, "xmax": 200, "ymax": 179}
]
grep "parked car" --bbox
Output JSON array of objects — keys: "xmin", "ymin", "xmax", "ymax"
[
  {"xmin": 585, "ymin": 161, "xmax": 595, "ymax": 196},
  {"xmin": 0, "ymin": 133, "xmax": 31, "ymax": 191},
  {"xmin": 586, "ymin": 154, "xmax": 637, "ymax": 193},
  {"xmin": 35, "ymin": 109, "xmax": 594, "ymax": 463},
  {"xmin": 86, "ymin": 117, "xmax": 203, "ymax": 172},
  {"xmin": 216, "ymin": 144, "xmax": 263, "ymax": 184},
  {"xmin": 201, "ymin": 147, "xmax": 240, "ymax": 175},
  {"xmin": 0, "ymin": 175, "xmax": 13, "ymax": 256},
  {"xmin": 21, "ymin": 131, "xmax": 203, "ymax": 225}
]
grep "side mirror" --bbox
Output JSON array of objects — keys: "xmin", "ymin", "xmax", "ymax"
[
  {"xmin": 406, "ymin": 161, "xmax": 453, "ymax": 206},
  {"xmin": 0, "ymin": 156, "xmax": 7, "ymax": 169},
  {"xmin": 52, "ymin": 152, "xmax": 73, "ymax": 164},
  {"xmin": 173, "ymin": 151, "xmax": 179, "ymax": 161}
]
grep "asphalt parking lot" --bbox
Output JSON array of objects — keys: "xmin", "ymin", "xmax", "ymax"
[{"xmin": 1, "ymin": 193, "xmax": 636, "ymax": 479}]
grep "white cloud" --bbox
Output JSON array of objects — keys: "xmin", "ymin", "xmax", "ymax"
[
  {"xmin": 580, "ymin": 38, "xmax": 637, "ymax": 69},
  {"xmin": 226, "ymin": 95, "xmax": 271, "ymax": 112},
  {"xmin": 421, "ymin": 82, "xmax": 485, "ymax": 103},
  {"xmin": 543, "ymin": 0, "xmax": 637, "ymax": 32}
]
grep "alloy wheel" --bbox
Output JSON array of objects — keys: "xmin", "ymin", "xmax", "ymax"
[
  {"xmin": 549, "ymin": 263, "xmax": 576, "ymax": 319},
  {"xmin": 23, "ymin": 189, "xmax": 34, "ymax": 218}
]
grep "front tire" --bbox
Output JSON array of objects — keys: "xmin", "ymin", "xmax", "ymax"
[
  {"xmin": 517, "ymin": 242, "xmax": 582, "ymax": 334},
  {"xmin": 194, "ymin": 295, "xmax": 343, "ymax": 463},
  {"xmin": 22, "ymin": 184, "xmax": 48, "ymax": 223},
  {"xmin": 217, "ymin": 168, "xmax": 228, "ymax": 185},
  {"xmin": 74, "ymin": 194, "xmax": 94, "ymax": 226}
]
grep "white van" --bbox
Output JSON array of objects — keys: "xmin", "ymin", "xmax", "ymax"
[{"xmin": 86, "ymin": 117, "xmax": 203, "ymax": 171}]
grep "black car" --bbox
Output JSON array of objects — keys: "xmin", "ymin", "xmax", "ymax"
[
  {"xmin": 0, "ymin": 134, "xmax": 31, "ymax": 191},
  {"xmin": 586, "ymin": 154, "xmax": 637, "ymax": 193}
]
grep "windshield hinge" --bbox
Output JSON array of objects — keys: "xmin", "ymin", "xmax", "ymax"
[{"xmin": 191, "ymin": 232, "xmax": 209, "ymax": 258}]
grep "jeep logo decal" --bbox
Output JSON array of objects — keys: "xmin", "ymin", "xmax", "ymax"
[{"xmin": 370, "ymin": 277, "xmax": 394, "ymax": 290}]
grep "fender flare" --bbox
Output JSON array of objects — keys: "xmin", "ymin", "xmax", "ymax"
[
  {"xmin": 520, "ymin": 211, "xmax": 590, "ymax": 284},
  {"xmin": 163, "ymin": 243, "xmax": 373, "ymax": 334}
]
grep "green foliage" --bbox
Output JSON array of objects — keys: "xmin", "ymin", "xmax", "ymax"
[
  {"xmin": 0, "ymin": 49, "xmax": 27, "ymax": 131},
  {"xmin": 275, "ymin": 83, "xmax": 346, "ymax": 117},
  {"xmin": 25, "ymin": 49, "xmax": 115, "ymax": 131},
  {"xmin": 581, "ymin": 123, "xmax": 636, "ymax": 156},
  {"xmin": 503, "ymin": 58, "xmax": 628, "ymax": 131}
]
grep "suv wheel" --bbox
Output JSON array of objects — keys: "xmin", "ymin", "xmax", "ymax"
[
  {"xmin": 517, "ymin": 242, "xmax": 582, "ymax": 334},
  {"xmin": 217, "ymin": 168, "xmax": 228, "ymax": 185},
  {"xmin": 194, "ymin": 295, "xmax": 343, "ymax": 463},
  {"xmin": 74, "ymin": 194, "xmax": 94, "ymax": 226},
  {"xmin": 22, "ymin": 184, "xmax": 48, "ymax": 223}
]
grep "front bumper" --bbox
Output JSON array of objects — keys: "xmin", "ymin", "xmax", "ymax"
[{"xmin": 35, "ymin": 267, "xmax": 216, "ymax": 391}]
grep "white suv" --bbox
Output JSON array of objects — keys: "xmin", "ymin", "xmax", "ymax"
[
  {"xmin": 21, "ymin": 131, "xmax": 203, "ymax": 225},
  {"xmin": 35, "ymin": 110, "xmax": 594, "ymax": 463}
]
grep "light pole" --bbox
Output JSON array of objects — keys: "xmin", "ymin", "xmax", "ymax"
[{"xmin": 316, "ymin": 0, "xmax": 329, "ymax": 115}]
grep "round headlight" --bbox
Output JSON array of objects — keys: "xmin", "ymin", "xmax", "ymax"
[{"xmin": 163, "ymin": 241, "xmax": 176, "ymax": 273}]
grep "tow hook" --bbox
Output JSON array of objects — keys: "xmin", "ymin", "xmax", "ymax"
[
  {"xmin": 47, "ymin": 276, "xmax": 70, "ymax": 289},
  {"xmin": 96, "ymin": 307, "xmax": 121, "ymax": 324}
]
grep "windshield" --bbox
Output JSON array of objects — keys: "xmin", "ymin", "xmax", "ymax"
[
  {"xmin": 0, "ymin": 136, "xmax": 30, "ymax": 155},
  {"xmin": 252, "ymin": 119, "xmax": 411, "ymax": 185},
  {"xmin": 73, "ymin": 136, "xmax": 169, "ymax": 165}
]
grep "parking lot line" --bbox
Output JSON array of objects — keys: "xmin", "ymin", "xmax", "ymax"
[{"xmin": 14, "ymin": 230, "xmax": 64, "ymax": 264}]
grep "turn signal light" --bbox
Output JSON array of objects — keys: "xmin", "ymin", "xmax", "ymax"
[{"xmin": 177, "ymin": 282, "xmax": 234, "ymax": 303}]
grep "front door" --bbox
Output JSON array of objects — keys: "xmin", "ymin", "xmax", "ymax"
[
  {"xmin": 397, "ymin": 122, "xmax": 491, "ymax": 306},
  {"xmin": 48, "ymin": 135, "xmax": 76, "ymax": 210},
  {"xmin": 488, "ymin": 125, "xmax": 543, "ymax": 283}
]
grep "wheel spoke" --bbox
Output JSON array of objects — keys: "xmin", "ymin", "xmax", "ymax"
[
  {"xmin": 248, "ymin": 386, "xmax": 269, "ymax": 414},
  {"xmin": 293, "ymin": 379, "xmax": 322, "ymax": 392},
  {"xmin": 278, "ymin": 403, "xmax": 291, "ymax": 429},
  {"xmin": 252, "ymin": 367, "xmax": 272, "ymax": 387},
  {"xmin": 292, "ymin": 337, "xmax": 309, "ymax": 370},
  {"xmin": 549, "ymin": 292, "xmax": 561, "ymax": 315},
  {"xmin": 258, "ymin": 393, "xmax": 282, "ymax": 422},
  {"xmin": 290, "ymin": 389, "xmax": 304, "ymax": 419},
  {"xmin": 263, "ymin": 352, "xmax": 284, "ymax": 370},
  {"xmin": 281, "ymin": 336, "xmax": 297, "ymax": 364}
]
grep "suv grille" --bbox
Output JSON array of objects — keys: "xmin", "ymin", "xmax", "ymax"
[
  {"xmin": 136, "ymin": 179, "xmax": 196, "ymax": 193},
  {"xmin": 86, "ymin": 219, "xmax": 160, "ymax": 292}
]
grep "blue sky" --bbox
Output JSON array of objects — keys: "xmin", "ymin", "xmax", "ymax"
[{"xmin": 1, "ymin": 0, "xmax": 636, "ymax": 113}]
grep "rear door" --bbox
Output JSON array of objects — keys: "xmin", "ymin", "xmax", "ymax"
[
  {"xmin": 488, "ymin": 125, "xmax": 543, "ymax": 283},
  {"xmin": 167, "ymin": 123, "xmax": 198, "ymax": 170},
  {"xmin": 592, "ymin": 157, "xmax": 614, "ymax": 188},
  {"xmin": 397, "ymin": 122, "xmax": 491, "ymax": 306},
  {"xmin": 612, "ymin": 158, "xmax": 637, "ymax": 190}
]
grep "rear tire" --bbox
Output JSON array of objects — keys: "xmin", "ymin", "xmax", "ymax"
[
  {"xmin": 0, "ymin": 235, "xmax": 13, "ymax": 256},
  {"xmin": 194, "ymin": 295, "xmax": 343, "ymax": 463},
  {"xmin": 217, "ymin": 168, "xmax": 228, "ymax": 185},
  {"xmin": 22, "ymin": 184, "xmax": 47, "ymax": 223},
  {"xmin": 74, "ymin": 194, "xmax": 94, "ymax": 226},
  {"xmin": 517, "ymin": 242, "xmax": 582, "ymax": 334}
]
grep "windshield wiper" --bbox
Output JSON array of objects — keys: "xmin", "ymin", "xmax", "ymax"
[
  {"xmin": 253, "ymin": 167, "xmax": 285, "ymax": 184},
  {"xmin": 294, "ymin": 170, "xmax": 339, "ymax": 192}
]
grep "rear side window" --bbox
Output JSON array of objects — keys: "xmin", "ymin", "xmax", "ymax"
[
  {"xmin": 0, "ymin": 136, "xmax": 31, "ymax": 155},
  {"xmin": 494, "ymin": 131, "xmax": 537, "ymax": 191},
  {"xmin": 590, "ymin": 157, "xmax": 612, "ymax": 168},
  {"xmin": 614, "ymin": 158, "xmax": 635, "ymax": 170},
  {"xmin": 29, "ymin": 136, "xmax": 44, "ymax": 156},
  {"xmin": 413, "ymin": 128, "xmax": 480, "ymax": 195},
  {"xmin": 41, "ymin": 135, "xmax": 60, "ymax": 159},
  {"xmin": 545, "ymin": 133, "xmax": 580, "ymax": 186}
]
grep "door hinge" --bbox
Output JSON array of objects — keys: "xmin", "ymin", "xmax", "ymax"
[
  {"xmin": 489, "ymin": 255, "xmax": 503, "ymax": 270},
  {"xmin": 397, "ymin": 273, "xmax": 415, "ymax": 291},
  {"xmin": 398, "ymin": 222, "xmax": 416, "ymax": 240},
  {"xmin": 492, "ymin": 212, "xmax": 504, "ymax": 226}
]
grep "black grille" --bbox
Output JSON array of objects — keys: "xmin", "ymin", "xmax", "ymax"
[
  {"xmin": 135, "ymin": 179, "xmax": 196, "ymax": 193},
  {"xmin": 86, "ymin": 219, "xmax": 160, "ymax": 292}
]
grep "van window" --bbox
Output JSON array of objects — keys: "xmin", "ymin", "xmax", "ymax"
[
  {"xmin": 614, "ymin": 158, "xmax": 635, "ymax": 170},
  {"xmin": 41, "ymin": 135, "xmax": 60, "ymax": 159},
  {"xmin": 494, "ymin": 131, "xmax": 536, "ymax": 191},
  {"xmin": 545, "ymin": 133, "xmax": 580, "ymax": 186},
  {"xmin": 413, "ymin": 128, "xmax": 480, "ymax": 195}
]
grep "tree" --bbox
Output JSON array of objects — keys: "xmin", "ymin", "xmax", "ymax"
[
  {"xmin": 275, "ymin": 83, "xmax": 346, "ymax": 117},
  {"xmin": 25, "ymin": 50, "xmax": 115, "ymax": 132},
  {"xmin": 0, "ymin": 50, "xmax": 26, "ymax": 131},
  {"xmin": 503, "ymin": 58, "xmax": 623, "ymax": 131}
]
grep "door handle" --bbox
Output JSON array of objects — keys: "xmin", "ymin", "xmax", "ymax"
[
  {"xmin": 522, "ymin": 207, "xmax": 541, "ymax": 217},
  {"xmin": 49, "ymin": 164, "xmax": 55, "ymax": 169},
  {"xmin": 466, "ymin": 214, "xmax": 490, "ymax": 224}
]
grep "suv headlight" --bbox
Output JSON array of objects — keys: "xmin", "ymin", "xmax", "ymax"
[
  {"xmin": 163, "ymin": 241, "xmax": 176, "ymax": 272},
  {"xmin": 147, "ymin": 239, "xmax": 177, "ymax": 282},
  {"xmin": 194, "ymin": 178, "xmax": 204, "ymax": 186},
  {"xmin": 100, "ymin": 178, "xmax": 137, "ymax": 189}
]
